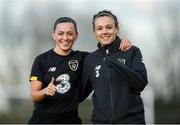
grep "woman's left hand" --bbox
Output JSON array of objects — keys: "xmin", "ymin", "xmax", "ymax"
[{"xmin": 119, "ymin": 38, "xmax": 132, "ymax": 51}]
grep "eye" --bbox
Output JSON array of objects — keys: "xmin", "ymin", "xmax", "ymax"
[
  {"xmin": 67, "ymin": 32, "xmax": 74, "ymax": 36},
  {"xmin": 95, "ymin": 27, "xmax": 102, "ymax": 31},
  {"xmin": 106, "ymin": 26, "xmax": 113, "ymax": 29},
  {"xmin": 57, "ymin": 32, "xmax": 63, "ymax": 36}
]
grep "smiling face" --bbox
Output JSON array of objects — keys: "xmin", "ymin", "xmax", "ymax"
[
  {"xmin": 94, "ymin": 16, "xmax": 119, "ymax": 47},
  {"xmin": 52, "ymin": 22, "xmax": 77, "ymax": 55}
]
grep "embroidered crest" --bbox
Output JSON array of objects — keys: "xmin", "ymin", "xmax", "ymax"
[
  {"xmin": 55, "ymin": 74, "xmax": 71, "ymax": 94},
  {"xmin": 117, "ymin": 58, "xmax": 126, "ymax": 64},
  {"xmin": 68, "ymin": 60, "xmax": 78, "ymax": 71}
]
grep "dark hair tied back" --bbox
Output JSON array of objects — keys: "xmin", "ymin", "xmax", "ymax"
[
  {"xmin": 54, "ymin": 17, "xmax": 78, "ymax": 34},
  {"xmin": 92, "ymin": 10, "xmax": 119, "ymax": 30}
]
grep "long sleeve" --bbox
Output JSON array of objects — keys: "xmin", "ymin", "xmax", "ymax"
[
  {"xmin": 107, "ymin": 47, "xmax": 148, "ymax": 93},
  {"xmin": 79, "ymin": 57, "xmax": 93, "ymax": 103}
]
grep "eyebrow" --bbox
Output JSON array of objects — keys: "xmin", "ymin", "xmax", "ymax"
[{"xmin": 95, "ymin": 24, "xmax": 113, "ymax": 27}]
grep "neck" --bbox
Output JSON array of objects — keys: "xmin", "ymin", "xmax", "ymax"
[{"xmin": 53, "ymin": 46, "xmax": 72, "ymax": 56}]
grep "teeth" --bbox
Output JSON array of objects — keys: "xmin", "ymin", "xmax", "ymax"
[
  {"xmin": 62, "ymin": 41, "xmax": 69, "ymax": 46},
  {"xmin": 102, "ymin": 36, "xmax": 109, "ymax": 38},
  {"xmin": 102, "ymin": 36, "xmax": 109, "ymax": 40}
]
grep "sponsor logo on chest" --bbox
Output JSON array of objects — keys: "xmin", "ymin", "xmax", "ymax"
[{"xmin": 55, "ymin": 73, "xmax": 71, "ymax": 94}]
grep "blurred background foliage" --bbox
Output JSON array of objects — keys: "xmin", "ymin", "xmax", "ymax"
[{"xmin": 0, "ymin": 0, "xmax": 180, "ymax": 123}]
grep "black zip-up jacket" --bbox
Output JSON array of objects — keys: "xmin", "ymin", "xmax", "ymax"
[{"xmin": 81, "ymin": 37, "xmax": 148, "ymax": 124}]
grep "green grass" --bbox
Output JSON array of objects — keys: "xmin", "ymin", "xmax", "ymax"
[
  {"xmin": 0, "ymin": 98, "xmax": 93, "ymax": 124},
  {"xmin": 79, "ymin": 99, "xmax": 93, "ymax": 124}
]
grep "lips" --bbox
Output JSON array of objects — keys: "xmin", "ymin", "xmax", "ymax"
[
  {"xmin": 102, "ymin": 36, "xmax": 110, "ymax": 40},
  {"xmin": 61, "ymin": 41, "xmax": 70, "ymax": 46},
  {"xmin": 101, "ymin": 36, "xmax": 111, "ymax": 40}
]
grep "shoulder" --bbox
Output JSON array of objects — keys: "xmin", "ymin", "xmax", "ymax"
[
  {"xmin": 130, "ymin": 45, "xmax": 139, "ymax": 51},
  {"xmin": 88, "ymin": 49, "xmax": 99, "ymax": 56},
  {"xmin": 34, "ymin": 49, "xmax": 53, "ymax": 61},
  {"xmin": 126, "ymin": 45, "xmax": 141, "ymax": 54},
  {"xmin": 84, "ymin": 49, "xmax": 99, "ymax": 62},
  {"xmin": 127, "ymin": 46, "xmax": 144, "ymax": 59},
  {"xmin": 74, "ymin": 50, "xmax": 89, "ymax": 55},
  {"xmin": 73, "ymin": 50, "xmax": 90, "ymax": 59}
]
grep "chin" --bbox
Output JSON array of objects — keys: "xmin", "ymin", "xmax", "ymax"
[
  {"xmin": 62, "ymin": 48, "xmax": 71, "ymax": 51},
  {"xmin": 101, "ymin": 41, "xmax": 113, "ymax": 46},
  {"xmin": 63, "ymin": 45, "xmax": 73, "ymax": 50}
]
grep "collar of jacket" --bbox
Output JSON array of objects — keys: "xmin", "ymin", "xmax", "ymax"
[{"xmin": 97, "ymin": 36, "xmax": 122, "ymax": 55}]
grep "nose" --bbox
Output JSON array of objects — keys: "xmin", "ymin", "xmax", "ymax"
[
  {"xmin": 102, "ymin": 28, "xmax": 108, "ymax": 34},
  {"xmin": 62, "ymin": 34, "xmax": 68, "ymax": 40}
]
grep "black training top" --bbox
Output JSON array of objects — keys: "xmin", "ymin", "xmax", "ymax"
[
  {"xmin": 82, "ymin": 36, "xmax": 148, "ymax": 123},
  {"xmin": 30, "ymin": 49, "xmax": 89, "ymax": 114}
]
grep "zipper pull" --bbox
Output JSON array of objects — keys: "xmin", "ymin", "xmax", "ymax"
[
  {"xmin": 103, "ymin": 57, "xmax": 106, "ymax": 61},
  {"xmin": 103, "ymin": 49, "xmax": 109, "ymax": 62},
  {"xmin": 106, "ymin": 49, "xmax": 110, "ymax": 55}
]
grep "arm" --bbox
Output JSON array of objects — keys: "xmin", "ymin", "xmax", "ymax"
[
  {"xmin": 108, "ymin": 47, "xmax": 148, "ymax": 93},
  {"xmin": 30, "ymin": 78, "xmax": 56, "ymax": 103},
  {"xmin": 79, "ymin": 57, "xmax": 93, "ymax": 102},
  {"xmin": 29, "ymin": 56, "xmax": 56, "ymax": 103},
  {"xmin": 79, "ymin": 79, "xmax": 93, "ymax": 103}
]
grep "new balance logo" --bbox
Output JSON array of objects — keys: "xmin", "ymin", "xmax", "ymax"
[
  {"xmin": 48, "ymin": 67, "xmax": 56, "ymax": 72},
  {"xmin": 95, "ymin": 65, "xmax": 101, "ymax": 78}
]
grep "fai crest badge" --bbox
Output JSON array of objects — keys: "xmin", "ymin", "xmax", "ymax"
[
  {"xmin": 55, "ymin": 74, "xmax": 71, "ymax": 94},
  {"xmin": 68, "ymin": 60, "xmax": 78, "ymax": 71},
  {"xmin": 117, "ymin": 58, "xmax": 126, "ymax": 64}
]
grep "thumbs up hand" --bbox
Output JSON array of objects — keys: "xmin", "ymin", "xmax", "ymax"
[{"xmin": 44, "ymin": 77, "xmax": 56, "ymax": 96}]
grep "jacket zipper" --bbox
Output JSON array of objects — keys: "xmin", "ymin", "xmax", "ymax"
[
  {"xmin": 107, "ymin": 68, "xmax": 115, "ymax": 122},
  {"xmin": 104, "ymin": 49, "xmax": 115, "ymax": 122}
]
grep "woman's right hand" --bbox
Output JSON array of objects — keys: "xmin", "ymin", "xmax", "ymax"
[{"xmin": 44, "ymin": 77, "xmax": 56, "ymax": 96}]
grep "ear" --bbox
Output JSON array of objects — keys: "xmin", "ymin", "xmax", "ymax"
[
  {"xmin": 93, "ymin": 27, "xmax": 97, "ymax": 36},
  {"xmin": 74, "ymin": 33, "xmax": 78, "ymax": 41},
  {"xmin": 52, "ymin": 32, "xmax": 55, "ymax": 41},
  {"xmin": 116, "ymin": 26, "xmax": 120, "ymax": 34}
]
